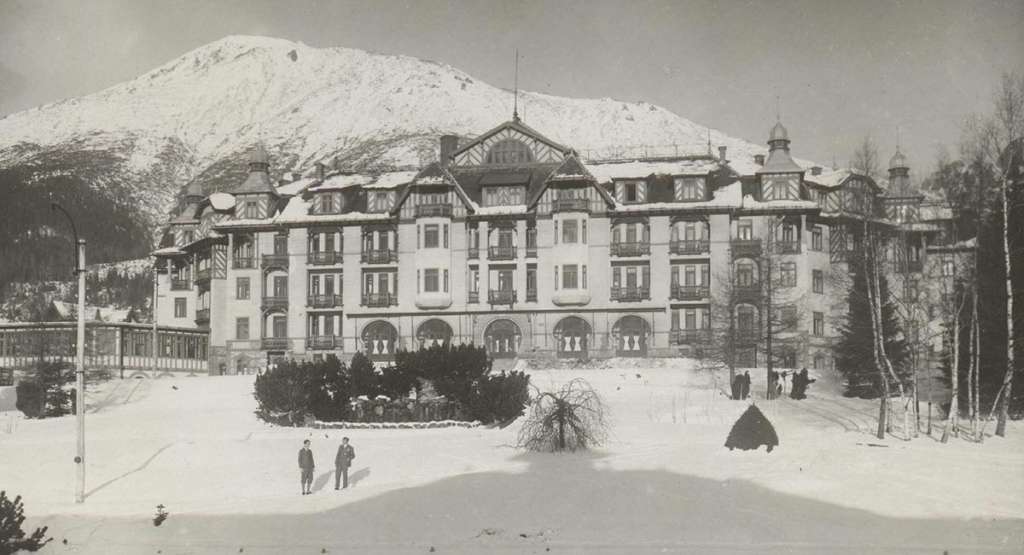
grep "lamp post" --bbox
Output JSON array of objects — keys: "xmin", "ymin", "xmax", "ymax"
[{"xmin": 51, "ymin": 202, "xmax": 86, "ymax": 504}]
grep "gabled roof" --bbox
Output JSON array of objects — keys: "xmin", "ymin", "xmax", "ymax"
[
  {"xmin": 234, "ymin": 169, "xmax": 278, "ymax": 196},
  {"xmin": 169, "ymin": 202, "xmax": 201, "ymax": 225},
  {"xmin": 756, "ymin": 147, "xmax": 804, "ymax": 174},
  {"xmin": 450, "ymin": 118, "xmax": 569, "ymax": 160},
  {"xmin": 391, "ymin": 162, "xmax": 475, "ymax": 215},
  {"xmin": 528, "ymin": 154, "xmax": 615, "ymax": 208}
]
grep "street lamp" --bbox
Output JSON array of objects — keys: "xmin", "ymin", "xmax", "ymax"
[{"xmin": 51, "ymin": 202, "xmax": 86, "ymax": 504}]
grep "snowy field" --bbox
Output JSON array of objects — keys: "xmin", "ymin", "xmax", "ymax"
[{"xmin": 1, "ymin": 360, "xmax": 1022, "ymax": 554}]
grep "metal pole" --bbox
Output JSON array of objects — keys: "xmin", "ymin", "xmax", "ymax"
[
  {"xmin": 75, "ymin": 239, "xmax": 86, "ymax": 504},
  {"xmin": 152, "ymin": 257, "xmax": 159, "ymax": 376}
]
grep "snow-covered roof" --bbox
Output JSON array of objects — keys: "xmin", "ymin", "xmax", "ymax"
[
  {"xmin": 805, "ymin": 169, "xmax": 853, "ymax": 189},
  {"xmin": 587, "ymin": 158, "xmax": 720, "ymax": 183},
  {"xmin": 152, "ymin": 246, "xmax": 185, "ymax": 256},
  {"xmin": 275, "ymin": 177, "xmax": 317, "ymax": 196},
  {"xmin": 275, "ymin": 195, "xmax": 391, "ymax": 224},
  {"xmin": 919, "ymin": 203, "xmax": 953, "ymax": 221},
  {"xmin": 473, "ymin": 205, "xmax": 529, "ymax": 216},
  {"xmin": 611, "ymin": 181, "xmax": 742, "ymax": 212},
  {"xmin": 309, "ymin": 170, "xmax": 417, "ymax": 191}
]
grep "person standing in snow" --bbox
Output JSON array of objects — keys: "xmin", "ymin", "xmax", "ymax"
[
  {"xmin": 740, "ymin": 371, "xmax": 751, "ymax": 400},
  {"xmin": 334, "ymin": 437, "xmax": 356, "ymax": 490},
  {"xmin": 298, "ymin": 439, "xmax": 315, "ymax": 495}
]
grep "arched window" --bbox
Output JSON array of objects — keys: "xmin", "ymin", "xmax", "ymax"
[
  {"xmin": 362, "ymin": 320, "xmax": 398, "ymax": 358},
  {"xmin": 485, "ymin": 319, "xmax": 521, "ymax": 358},
  {"xmin": 416, "ymin": 319, "xmax": 453, "ymax": 349},
  {"xmin": 486, "ymin": 139, "xmax": 534, "ymax": 164},
  {"xmin": 612, "ymin": 315, "xmax": 649, "ymax": 357},
  {"xmin": 553, "ymin": 316, "xmax": 591, "ymax": 358}
]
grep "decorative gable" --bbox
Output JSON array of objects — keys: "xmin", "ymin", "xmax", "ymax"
[
  {"xmin": 614, "ymin": 180, "xmax": 647, "ymax": 203},
  {"xmin": 453, "ymin": 124, "xmax": 566, "ymax": 166},
  {"xmin": 762, "ymin": 174, "xmax": 801, "ymax": 201}
]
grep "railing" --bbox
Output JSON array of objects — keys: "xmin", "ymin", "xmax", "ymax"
[
  {"xmin": 262, "ymin": 253, "xmax": 289, "ymax": 269},
  {"xmin": 671, "ymin": 329, "xmax": 710, "ymax": 345},
  {"xmin": 610, "ymin": 242, "xmax": 651, "ymax": 257},
  {"xmin": 361, "ymin": 249, "xmax": 397, "ymax": 264},
  {"xmin": 526, "ymin": 289, "xmax": 537, "ymax": 302},
  {"xmin": 261, "ymin": 337, "xmax": 289, "ymax": 351},
  {"xmin": 775, "ymin": 241, "xmax": 801, "ymax": 254},
  {"xmin": 170, "ymin": 278, "xmax": 191, "ymax": 291},
  {"xmin": 670, "ymin": 285, "xmax": 709, "ymax": 301},
  {"xmin": 734, "ymin": 284, "xmax": 762, "ymax": 303},
  {"xmin": 468, "ymin": 291, "xmax": 479, "ymax": 304},
  {"xmin": 731, "ymin": 239, "xmax": 762, "ymax": 258},
  {"xmin": 307, "ymin": 251, "xmax": 341, "ymax": 265},
  {"xmin": 362, "ymin": 293, "xmax": 397, "ymax": 307},
  {"xmin": 232, "ymin": 257, "xmax": 255, "ymax": 269},
  {"xmin": 525, "ymin": 245, "xmax": 537, "ymax": 258},
  {"xmin": 307, "ymin": 294, "xmax": 343, "ymax": 309},
  {"xmin": 195, "ymin": 308, "xmax": 210, "ymax": 324},
  {"xmin": 610, "ymin": 286, "xmax": 650, "ymax": 302},
  {"xmin": 415, "ymin": 204, "xmax": 452, "ymax": 218},
  {"xmin": 194, "ymin": 268, "xmax": 212, "ymax": 283},
  {"xmin": 468, "ymin": 247, "xmax": 479, "ymax": 260},
  {"xmin": 552, "ymin": 198, "xmax": 590, "ymax": 213},
  {"xmin": 262, "ymin": 296, "xmax": 289, "ymax": 311},
  {"xmin": 488, "ymin": 245, "xmax": 517, "ymax": 260},
  {"xmin": 488, "ymin": 290, "xmax": 517, "ymax": 305},
  {"xmin": 670, "ymin": 239, "xmax": 710, "ymax": 255},
  {"xmin": 306, "ymin": 336, "xmax": 341, "ymax": 350}
]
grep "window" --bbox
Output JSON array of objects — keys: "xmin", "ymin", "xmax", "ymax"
[
  {"xmin": 272, "ymin": 316, "xmax": 287, "ymax": 338},
  {"xmin": 780, "ymin": 262, "xmax": 796, "ymax": 287},
  {"xmin": 526, "ymin": 267, "xmax": 537, "ymax": 299},
  {"xmin": 417, "ymin": 224, "xmax": 435, "ymax": 248},
  {"xmin": 812, "ymin": 226, "xmax": 823, "ymax": 251},
  {"xmin": 582, "ymin": 221, "xmax": 588, "ymax": 244},
  {"xmin": 781, "ymin": 223, "xmax": 797, "ymax": 242},
  {"xmin": 813, "ymin": 312, "xmax": 824, "ymax": 336},
  {"xmin": 236, "ymin": 277, "xmax": 250, "ymax": 299},
  {"xmin": 485, "ymin": 139, "xmax": 533, "ymax": 164},
  {"xmin": 737, "ymin": 220, "xmax": 753, "ymax": 240},
  {"xmin": 443, "ymin": 224, "xmax": 449, "ymax": 248},
  {"xmin": 236, "ymin": 317, "xmax": 249, "ymax": 340},
  {"xmin": 424, "ymin": 269, "xmax": 440, "ymax": 292},
  {"xmin": 563, "ymin": 264, "xmax": 578, "ymax": 289},
  {"xmin": 675, "ymin": 177, "xmax": 705, "ymax": 201},
  {"xmin": 812, "ymin": 270, "xmax": 824, "ymax": 294},
  {"xmin": 174, "ymin": 298, "xmax": 186, "ymax": 318},
  {"xmin": 468, "ymin": 268, "xmax": 479, "ymax": 294},
  {"xmin": 737, "ymin": 305, "xmax": 757, "ymax": 331},
  {"xmin": 942, "ymin": 257, "xmax": 955, "ymax": 276},
  {"xmin": 484, "ymin": 186, "xmax": 525, "ymax": 206},
  {"xmin": 736, "ymin": 261, "xmax": 755, "ymax": 287},
  {"xmin": 274, "ymin": 233, "xmax": 288, "ymax": 255},
  {"xmin": 319, "ymin": 193, "xmax": 340, "ymax": 214},
  {"xmin": 778, "ymin": 306, "xmax": 798, "ymax": 329},
  {"xmin": 244, "ymin": 201, "xmax": 259, "ymax": 219},
  {"xmin": 906, "ymin": 279, "xmax": 919, "ymax": 300},
  {"xmin": 625, "ymin": 182, "xmax": 638, "ymax": 202},
  {"xmin": 562, "ymin": 220, "xmax": 578, "ymax": 243}
]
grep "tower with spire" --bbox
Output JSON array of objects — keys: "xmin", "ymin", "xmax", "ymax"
[
  {"xmin": 233, "ymin": 144, "xmax": 279, "ymax": 219},
  {"xmin": 756, "ymin": 119, "xmax": 805, "ymax": 200},
  {"xmin": 888, "ymin": 147, "xmax": 910, "ymax": 196}
]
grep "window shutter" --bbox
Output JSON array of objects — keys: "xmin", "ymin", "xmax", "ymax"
[
  {"xmin": 638, "ymin": 182, "xmax": 647, "ymax": 202},
  {"xmin": 674, "ymin": 179, "xmax": 683, "ymax": 201},
  {"xmin": 582, "ymin": 265, "xmax": 587, "ymax": 288},
  {"xmin": 443, "ymin": 224, "xmax": 449, "ymax": 248},
  {"xmin": 444, "ymin": 269, "xmax": 449, "ymax": 292},
  {"xmin": 582, "ymin": 221, "xmax": 588, "ymax": 244},
  {"xmin": 642, "ymin": 266, "xmax": 650, "ymax": 289},
  {"xmin": 615, "ymin": 183, "xmax": 624, "ymax": 203}
]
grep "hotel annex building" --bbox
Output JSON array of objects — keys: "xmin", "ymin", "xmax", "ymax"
[{"xmin": 154, "ymin": 116, "xmax": 959, "ymax": 374}]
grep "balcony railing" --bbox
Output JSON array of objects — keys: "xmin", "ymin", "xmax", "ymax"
[
  {"xmin": 307, "ymin": 251, "xmax": 341, "ymax": 265},
  {"xmin": 468, "ymin": 291, "xmax": 479, "ymax": 304},
  {"xmin": 610, "ymin": 242, "xmax": 651, "ymax": 257},
  {"xmin": 670, "ymin": 285, "xmax": 709, "ymax": 301},
  {"xmin": 262, "ymin": 296, "xmax": 289, "ymax": 311},
  {"xmin": 307, "ymin": 294, "xmax": 343, "ymax": 309},
  {"xmin": 488, "ymin": 245, "xmax": 517, "ymax": 260},
  {"xmin": 195, "ymin": 308, "xmax": 210, "ymax": 324},
  {"xmin": 734, "ymin": 284, "xmax": 762, "ymax": 303},
  {"xmin": 415, "ymin": 204, "xmax": 452, "ymax": 218},
  {"xmin": 525, "ymin": 245, "xmax": 537, "ymax": 258},
  {"xmin": 731, "ymin": 239, "xmax": 762, "ymax": 258},
  {"xmin": 468, "ymin": 246, "xmax": 479, "ymax": 260},
  {"xmin": 488, "ymin": 289, "xmax": 517, "ymax": 305},
  {"xmin": 526, "ymin": 289, "xmax": 537, "ymax": 302},
  {"xmin": 670, "ymin": 239, "xmax": 710, "ymax": 255},
  {"xmin": 610, "ymin": 286, "xmax": 651, "ymax": 302},
  {"xmin": 261, "ymin": 337, "xmax": 290, "ymax": 351},
  {"xmin": 170, "ymin": 278, "xmax": 191, "ymax": 291},
  {"xmin": 306, "ymin": 336, "xmax": 341, "ymax": 350},
  {"xmin": 362, "ymin": 293, "xmax": 397, "ymax": 307},
  {"xmin": 671, "ymin": 329, "xmax": 711, "ymax": 345},
  {"xmin": 552, "ymin": 198, "xmax": 590, "ymax": 213},
  {"xmin": 775, "ymin": 241, "xmax": 802, "ymax": 254},
  {"xmin": 361, "ymin": 249, "xmax": 397, "ymax": 264},
  {"xmin": 194, "ymin": 268, "xmax": 212, "ymax": 283},
  {"xmin": 261, "ymin": 253, "xmax": 289, "ymax": 269},
  {"xmin": 232, "ymin": 257, "xmax": 255, "ymax": 269}
]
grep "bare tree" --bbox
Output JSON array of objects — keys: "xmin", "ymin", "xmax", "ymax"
[
  {"xmin": 517, "ymin": 379, "xmax": 608, "ymax": 452},
  {"xmin": 852, "ymin": 135, "xmax": 882, "ymax": 180}
]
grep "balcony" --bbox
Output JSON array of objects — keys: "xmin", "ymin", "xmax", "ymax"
[
  {"xmin": 671, "ymin": 285, "xmax": 709, "ymax": 301},
  {"xmin": 526, "ymin": 289, "xmax": 537, "ymax": 302},
  {"xmin": 232, "ymin": 257, "xmax": 255, "ymax": 269},
  {"xmin": 610, "ymin": 286, "xmax": 650, "ymax": 302},
  {"xmin": 261, "ymin": 253, "xmax": 289, "ymax": 270},
  {"xmin": 195, "ymin": 308, "xmax": 210, "ymax": 324},
  {"xmin": 194, "ymin": 268, "xmax": 212, "ymax": 284},
  {"xmin": 552, "ymin": 198, "xmax": 590, "ymax": 213},
  {"xmin": 734, "ymin": 284, "xmax": 762, "ymax": 304},
  {"xmin": 775, "ymin": 241, "xmax": 802, "ymax": 255},
  {"xmin": 361, "ymin": 249, "xmax": 397, "ymax": 265},
  {"xmin": 307, "ymin": 251, "xmax": 341, "ymax": 265},
  {"xmin": 488, "ymin": 245, "xmax": 517, "ymax": 260},
  {"xmin": 307, "ymin": 294, "xmax": 343, "ymax": 309},
  {"xmin": 262, "ymin": 296, "xmax": 289, "ymax": 311},
  {"xmin": 731, "ymin": 239, "xmax": 762, "ymax": 259},
  {"xmin": 525, "ymin": 245, "xmax": 537, "ymax": 258},
  {"xmin": 488, "ymin": 289, "xmax": 517, "ymax": 305},
  {"xmin": 261, "ymin": 337, "xmax": 290, "ymax": 351},
  {"xmin": 306, "ymin": 336, "xmax": 341, "ymax": 350},
  {"xmin": 362, "ymin": 293, "xmax": 397, "ymax": 307},
  {"xmin": 671, "ymin": 329, "xmax": 710, "ymax": 345},
  {"xmin": 170, "ymin": 278, "xmax": 191, "ymax": 291},
  {"xmin": 610, "ymin": 242, "xmax": 651, "ymax": 257},
  {"xmin": 670, "ymin": 239, "xmax": 710, "ymax": 255},
  {"xmin": 415, "ymin": 204, "xmax": 452, "ymax": 218},
  {"xmin": 468, "ymin": 246, "xmax": 479, "ymax": 260},
  {"xmin": 468, "ymin": 291, "xmax": 479, "ymax": 304}
]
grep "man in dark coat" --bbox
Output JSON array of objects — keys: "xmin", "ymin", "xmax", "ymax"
[
  {"xmin": 334, "ymin": 437, "xmax": 356, "ymax": 490},
  {"xmin": 790, "ymin": 368, "xmax": 816, "ymax": 400},
  {"xmin": 298, "ymin": 439, "xmax": 315, "ymax": 495},
  {"xmin": 731, "ymin": 374, "xmax": 742, "ymax": 400},
  {"xmin": 740, "ymin": 371, "xmax": 751, "ymax": 400}
]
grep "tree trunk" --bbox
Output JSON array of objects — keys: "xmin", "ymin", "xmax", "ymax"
[
  {"xmin": 997, "ymin": 175, "xmax": 1015, "ymax": 437},
  {"xmin": 942, "ymin": 298, "xmax": 963, "ymax": 443},
  {"xmin": 865, "ymin": 222, "xmax": 888, "ymax": 439},
  {"xmin": 557, "ymin": 403, "xmax": 566, "ymax": 450}
]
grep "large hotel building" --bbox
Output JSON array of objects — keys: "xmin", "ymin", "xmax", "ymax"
[{"xmin": 153, "ymin": 116, "xmax": 959, "ymax": 374}]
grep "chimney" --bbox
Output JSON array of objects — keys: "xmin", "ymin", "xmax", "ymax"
[
  {"xmin": 754, "ymin": 154, "xmax": 765, "ymax": 166},
  {"xmin": 718, "ymin": 146, "xmax": 727, "ymax": 162},
  {"xmin": 315, "ymin": 162, "xmax": 325, "ymax": 180},
  {"xmin": 811, "ymin": 166, "xmax": 823, "ymax": 176},
  {"xmin": 439, "ymin": 135, "xmax": 459, "ymax": 167},
  {"xmin": 291, "ymin": 172, "xmax": 302, "ymax": 181}
]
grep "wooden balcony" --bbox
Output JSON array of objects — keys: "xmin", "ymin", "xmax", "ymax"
[
  {"xmin": 670, "ymin": 239, "xmax": 710, "ymax": 255},
  {"xmin": 488, "ymin": 245, "xmax": 517, "ymax": 260},
  {"xmin": 670, "ymin": 329, "xmax": 710, "ymax": 345},
  {"xmin": 195, "ymin": 308, "xmax": 210, "ymax": 324},
  {"xmin": 415, "ymin": 203, "xmax": 452, "ymax": 218},
  {"xmin": 671, "ymin": 285, "xmax": 709, "ymax": 301},
  {"xmin": 307, "ymin": 251, "xmax": 341, "ymax": 265},
  {"xmin": 261, "ymin": 253, "xmax": 289, "ymax": 270},
  {"xmin": 361, "ymin": 249, "xmax": 397, "ymax": 265},
  {"xmin": 262, "ymin": 296, "xmax": 289, "ymax": 311},
  {"xmin": 552, "ymin": 198, "xmax": 590, "ymax": 213},
  {"xmin": 775, "ymin": 241, "xmax": 802, "ymax": 254},
  {"xmin": 610, "ymin": 286, "xmax": 650, "ymax": 302},
  {"xmin": 731, "ymin": 239, "xmax": 762, "ymax": 259},
  {"xmin": 232, "ymin": 257, "xmax": 255, "ymax": 269},
  {"xmin": 194, "ymin": 268, "xmax": 212, "ymax": 284},
  {"xmin": 170, "ymin": 278, "xmax": 191, "ymax": 291},
  {"xmin": 610, "ymin": 242, "xmax": 651, "ymax": 257},
  {"xmin": 488, "ymin": 289, "xmax": 517, "ymax": 305},
  {"xmin": 307, "ymin": 294, "xmax": 343, "ymax": 309},
  {"xmin": 261, "ymin": 337, "xmax": 290, "ymax": 351},
  {"xmin": 362, "ymin": 293, "xmax": 397, "ymax": 307},
  {"xmin": 306, "ymin": 336, "xmax": 341, "ymax": 350}
]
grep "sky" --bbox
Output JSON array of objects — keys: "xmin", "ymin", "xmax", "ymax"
[{"xmin": 1, "ymin": 0, "xmax": 1021, "ymax": 173}]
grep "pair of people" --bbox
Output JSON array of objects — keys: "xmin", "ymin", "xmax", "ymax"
[
  {"xmin": 297, "ymin": 437, "xmax": 357, "ymax": 495},
  {"xmin": 731, "ymin": 371, "xmax": 751, "ymax": 400},
  {"xmin": 789, "ymin": 368, "xmax": 816, "ymax": 400}
]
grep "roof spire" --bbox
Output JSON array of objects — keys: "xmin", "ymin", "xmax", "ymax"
[
  {"xmin": 706, "ymin": 128, "xmax": 712, "ymax": 156},
  {"xmin": 512, "ymin": 48, "xmax": 520, "ymax": 122},
  {"xmin": 775, "ymin": 95, "xmax": 781, "ymax": 122}
]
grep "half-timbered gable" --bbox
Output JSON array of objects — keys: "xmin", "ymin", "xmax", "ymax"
[{"xmin": 451, "ymin": 120, "xmax": 568, "ymax": 167}]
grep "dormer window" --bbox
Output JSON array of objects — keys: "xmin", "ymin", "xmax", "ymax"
[
  {"xmin": 318, "ymin": 193, "xmax": 343, "ymax": 214},
  {"xmin": 483, "ymin": 186, "xmax": 525, "ymax": 206},
  {"xmin": 368, "ymin": 191, "xmax": 394, "ymax": 213},
  {"xmin": 243, "ymin": 200, "xmax": 259, "ymax": 219},
  {"xmin": 674, "ymin": 177, "xmax": 706, "ymax": 201},
  {"xmin": 485, "ymin": 139, "xmax": 533, "ymax": 164},
  {"xmin": 764, "ymin": 174, "xmax": 801, "ymax": 201},
  {"xmin": 615, "ymin": 180, "xmax": 646, "ymax": 203}
]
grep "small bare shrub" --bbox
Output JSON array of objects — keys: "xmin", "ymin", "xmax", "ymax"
[{"xmin": 517, "ymin": 379, "xmax": 608, "ymax": 452}]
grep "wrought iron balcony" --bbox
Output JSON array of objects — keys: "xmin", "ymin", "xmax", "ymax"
[
  {"xmin": 362, "ymin": 293, "xmax": 397, "ymax": 307},
  {"xmin": 488, "ymin": 245, "xmax": 517, "ymax": 260},
  {"xmin": 670, "ymin": 329, "xmax": 710, "ymax": 345},
  {"xmin": 261, "ymin": 296, "xmax": 289, "ymax": 311},
  {"xmin": 307, "ymin": 251, "xmax": 341, "ymax": 265},
  {"xmin": 670, "ymin": 285, "xmax": 709, "ymax": 301},
  {"xmin": 731, "ymin": 239, "xmax": 762, "ymax": 258},
  {"xmin": 552, "ymin": 198, "xmax": 590, "ymax": 213},
  {"xmin": 232, "ymin": 257, "xmax": 255, "ymax": 269},
  {"xmin": 361, "ymin": 249, "xmax": 397, "ymax": 264},
  {"xmin": 670, "ymin": 239, "xmax": 710, "ymax": 255},
  {"xmin": 195, "ymin": 308, "xmax": 210, "ymax": 324},
  {"xmin": 415, "ymin": 203, "xmax": 452, "ymax": 218},
  {"xmin": 526, "ymin": 289, "xmax": 537, "ymax": 302},
  {"xmin": 734, "ymin": 284, "xmax": 762, "ymax": 303},
  {"xmin": 610, "ymin": 286, "xmax": 650, "ymax": 302},
  {"xmin": 261, "ymin": 253, "xmax": 289, "ymax": 269},
  {"xmin": 525, "ymin": 245, "xmax": 537, "ymax": 258},
  {"xmin": 306, "ymin": 336, "xmax": 340, "ymax": 350},
  {"xmin": 775, "ymin": 241, "xmax": 802, "ymax": 254},
  {"xmin": 261, "ymin": 337, "xmax": 290, "ymax": 351},
  {"xmin": 194, "ymin": 268, "xmax": 212, "ymax": 284},
  {"xmin": 610, "ymin": 242, "xmax": 651, "ymax": 257},
  {"xmin": 307, "ymin": 294, "xmax": 343, "ymax": 309},
  {"xmin": 468, "ymin": 246, "xmax": 479, "ymax": 260},
  {"xmin": 170, "ymin": 278, "xmax": 191, "ymax": 291},
  {"xmin": 488, "ymin": 289, "xmax": 517, "ymax": 305}
]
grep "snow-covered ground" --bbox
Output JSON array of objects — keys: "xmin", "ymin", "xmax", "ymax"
[{"xmin": 2, "ymin": 361, "xmax": 1022, "ymax": 554}]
